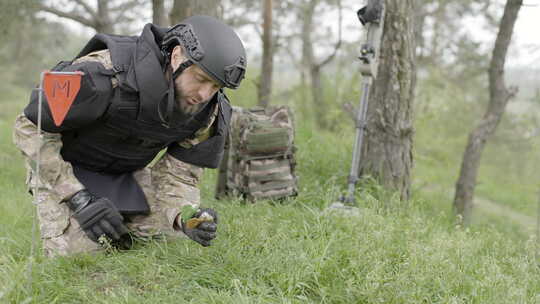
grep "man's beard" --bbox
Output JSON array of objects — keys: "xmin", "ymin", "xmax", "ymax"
[{"xmin": 175, "ymin": 84, "xmax": 204, "ymax": 115}]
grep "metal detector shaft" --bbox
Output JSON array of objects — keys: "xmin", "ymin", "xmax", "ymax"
[
  {"xmin": 343, "ymin": 77, "xmax": 372, "ymax": 204},
  {"xmin": 340, "ymin": 0, "xmax": 384, "ymax": 205}
]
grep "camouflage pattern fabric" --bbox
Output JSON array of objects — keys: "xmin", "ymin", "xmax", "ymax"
[
  {"xmin": 73, "ymin": 49, "xmax": 118, "ymax": 87},
  {"xmin": 178, "ymin": 103, "xmax": 219, "ymax": 149},
  {"xmin": 217, "ymin": 106, "xmax": 298, "ymax": 201},
  {"xmin": 11, "ymin": 50, "xmax": 215, "ymax": 257},
  {"xmin": 13, "ymin": 115, "xmax": 85, "ymax": 203},
  {"xmin": 73, "ymin": 49, "xmax": 114, "ymax": 68},
  {"xmin": 233, "ymin": 107, "xmax": 295, "ymax": 157}
]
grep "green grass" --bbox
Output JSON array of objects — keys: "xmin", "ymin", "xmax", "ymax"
[
  {"xmin": 1, "ymin": 83, "xmax": 540, "ymax": 303},
  {"xmin": 413, "ymin": 69, "xmax": 540, "ymax": 216}
]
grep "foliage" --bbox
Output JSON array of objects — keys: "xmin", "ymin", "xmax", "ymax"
[
  {"xmin": 0, "ymin": 10, "xmax": 88, "ymax": 90},
  {"xmin": 1, "ymin": 81, "xmax": 540, "ymax": 303},
  {"xmin": 1, "ymin": 1, "xmax": 539, "ymax": 299},
  {"xmin": 414, "ymin": 65, "xmax": 540, "ymax": 215}
]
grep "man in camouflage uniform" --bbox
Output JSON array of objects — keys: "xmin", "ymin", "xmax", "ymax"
[{"xmin": 12, "ymin": 16, "xmax": 247, "ymax": 257}]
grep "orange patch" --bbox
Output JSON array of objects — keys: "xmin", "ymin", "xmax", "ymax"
[{"xmin": 43, "ymin": 72, "xmax": 83, "ymax": 126}]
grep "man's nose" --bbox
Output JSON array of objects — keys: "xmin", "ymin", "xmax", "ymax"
[{"xmin": 198, "ymin": 83, "xmax": 216, "ymax": 102}]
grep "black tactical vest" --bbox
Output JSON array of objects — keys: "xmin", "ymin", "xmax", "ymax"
[{"xmin": 25, "ymin": 24, "xmax": 231, "ymax": 174}]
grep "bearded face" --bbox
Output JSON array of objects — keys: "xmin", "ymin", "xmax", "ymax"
[
  {"xmin": 169, "ymin": 45, "xmax": 222, "ymax": 115},
  {"xmin": 173, "ymin": 77, "xmax": 206, "ymax": 115}
]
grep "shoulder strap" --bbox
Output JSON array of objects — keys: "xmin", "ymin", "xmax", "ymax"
[{"xmin": 76, "ymin": 33, "xmax": 138, "ymax": 89}]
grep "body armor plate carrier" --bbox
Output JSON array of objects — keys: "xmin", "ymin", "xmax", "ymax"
[
  {"xmin": 24, "ymin": 24, "xmax": 232, "ymax": 214},
  {"xmin": 25, "ymin": 24, "xmax": 232, "ymax": 174}
]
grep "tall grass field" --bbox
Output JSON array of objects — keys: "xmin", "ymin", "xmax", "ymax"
[{"xmin": 1, "ymin": 82, "xmax": 540, "ymax": 303}]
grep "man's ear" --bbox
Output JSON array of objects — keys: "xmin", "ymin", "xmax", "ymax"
[{"xmin": 171, "ymin": 45, "xmax": 185, "ymax": 71}]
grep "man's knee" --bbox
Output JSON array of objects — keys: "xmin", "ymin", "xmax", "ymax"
[{"xmin": 42, "ymin": 217, "xmax": 102, "ymax": 258}]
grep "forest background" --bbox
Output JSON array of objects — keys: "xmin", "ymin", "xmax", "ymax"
[{"xmin": 1, "ymin": 0, "xmax": 540, "ymax": 303}]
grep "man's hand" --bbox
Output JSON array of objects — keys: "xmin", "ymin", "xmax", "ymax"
[
  {"xmin": 66, "ymin": 190, "xmax": 129, "ymax": 243},
  {"xmin": 180, "ymin": 208, "xmax": 218, "ymax": 247}
]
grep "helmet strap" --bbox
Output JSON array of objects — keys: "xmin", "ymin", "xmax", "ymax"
[
  {"xmin": 172, "ymin": 59, "xmax": 193, "ymax": 80},
  {"xmin": 159, "ymin": 60, "xmax": 194, "ymax": 128}
]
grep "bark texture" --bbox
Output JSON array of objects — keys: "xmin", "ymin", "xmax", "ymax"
[
  {"xmin": 169, "ymin": 0, "xmax": 221, "ymax": 24},
  {"xmin": 453, "ymin": 0, "xmax": 522, "ymax": 225},
  {"xmin": 359, "ymin": 0, "xmax": 416, "ymax": 201},
  {"xmin": 258, "ymin": 0, "xmax": 274, "ymax": 108}
]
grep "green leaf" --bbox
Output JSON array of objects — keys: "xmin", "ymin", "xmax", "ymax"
[{"xmin": 180, "ymin": 205, "xmax": 198, "ymax": 223}]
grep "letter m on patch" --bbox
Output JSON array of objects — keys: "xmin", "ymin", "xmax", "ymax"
[{"xmin": 52, "ymin": 80, "xmax": 71, "ymax": 99}]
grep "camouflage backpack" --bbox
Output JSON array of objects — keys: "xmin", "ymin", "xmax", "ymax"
[{"xmin": 216, "ymin": 106, "xmax": 298, "ymax": 201}]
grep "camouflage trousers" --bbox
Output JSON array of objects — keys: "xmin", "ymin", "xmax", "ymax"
[{"xmin": 34, "ymin": 165, "xmax": 199, "ymax": 258}]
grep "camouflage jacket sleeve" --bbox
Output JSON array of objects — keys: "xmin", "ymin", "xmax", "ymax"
[
  {"xmin": 72, "ymin": 50, "xmax": 118, "ymax": 87},
  {"xmin": 151, "ymin": 153, "xmax": 204, "ymax": 229},
  {"xmin": 13, "ymin": 50, "xmax": 116, "ymax": 203},
  {"xmin": 152, "ymin": 100, "xmax": 220, "ymax": 229},
  {"xmin": 12, "ymin": 114, "xmax": 85, "ymax": 202},
  {"xmin": 177, "ymin": 102, "xmax": 219, "ymax": 149}
]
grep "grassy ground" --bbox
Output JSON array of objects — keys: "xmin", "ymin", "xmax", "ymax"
[{"xmin": 1, "ymin": 85, "xmax": 540, "ymax": 303}]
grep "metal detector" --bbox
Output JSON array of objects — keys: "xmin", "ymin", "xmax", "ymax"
[{"xmin": 340, "ymin": 0, "xmax": 385, "ymax": 205}]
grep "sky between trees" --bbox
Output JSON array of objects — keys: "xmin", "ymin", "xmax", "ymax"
[{"xmin": 38, "ymin": 0, "xmax": 540, "ymax": 67}]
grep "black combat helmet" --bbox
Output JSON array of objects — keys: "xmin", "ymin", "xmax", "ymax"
[{"xmin": 161, "ymin": 15, "xmax": 247, "ymax": 89}]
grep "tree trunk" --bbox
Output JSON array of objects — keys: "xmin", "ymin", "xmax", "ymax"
[
  {"xmin": 169, "ymin": 0, "xmax": 221, "ymax": 24},
  {"xmin": 152, "ymin": 0, "xmax": 168, "ymax": 26},
  {"xmin": 300, "ymin": 0, "xmax": 341, "ymax": 130},
  {"xmin": 258, "ymin": 0, "xmax": 273, "ymax": 108},
  {"xmin": 453, "ymin": 0, "xmax": 522, "ymax": 225},
  {"xmin": 310, "ymin": 65, "xmax": 327, "ymax": 128},
  {"xmin": 300, "ymin": 1, "xmax": 318, "ymax": 124},
  {"xmin": 359, "ymin": 0, "xmax": 416, "ymax": 201},
  {"xmin": 96, "ymin": 0, "xmax": 114, "ymax": 33},
  {"xmin": 300, "ymin": 0, "xmax": 316, "ymax": 86}
]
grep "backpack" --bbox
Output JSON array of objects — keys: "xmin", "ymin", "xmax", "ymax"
[{"xmin": 216, "ymin": 106, "xmax": 298, "ymax": 201}]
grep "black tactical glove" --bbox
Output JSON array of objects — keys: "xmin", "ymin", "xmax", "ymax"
[
  {"xmin": 181, "ymin": 208, "xmax": 218, "ymax": 247},
  {"xmin": 66, "ymin": 190, "xmax": 129, "ymax": 243}
]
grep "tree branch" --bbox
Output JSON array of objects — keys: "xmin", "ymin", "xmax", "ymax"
[
  {"xmin": 228, "ymin": 16, "xmax": 257, "ymax": 29},
  {"xmin": 281, "ymin": 36, "xmax": 303, "ymax": 73},
  {"xmin": 342, "ymin": 102, "xmax": 357, "ymax": 122},
  {"xmin": 72, "ymin": 0, "xmax": 97, "ymax": 19},
  {"xmin": 316, "ymin": 0, "xmax": 343, "ymax": 68},
  {"xmin": 252, "ymin": 22, "xmax": 263, "ymax": 41},
  {"xmin": 38, "ymin": 4, "xmax": 96, "ymax": 29},
  {"xmin": 110, "ymin": 0, "xmax": 143, "ymax": 13}
]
